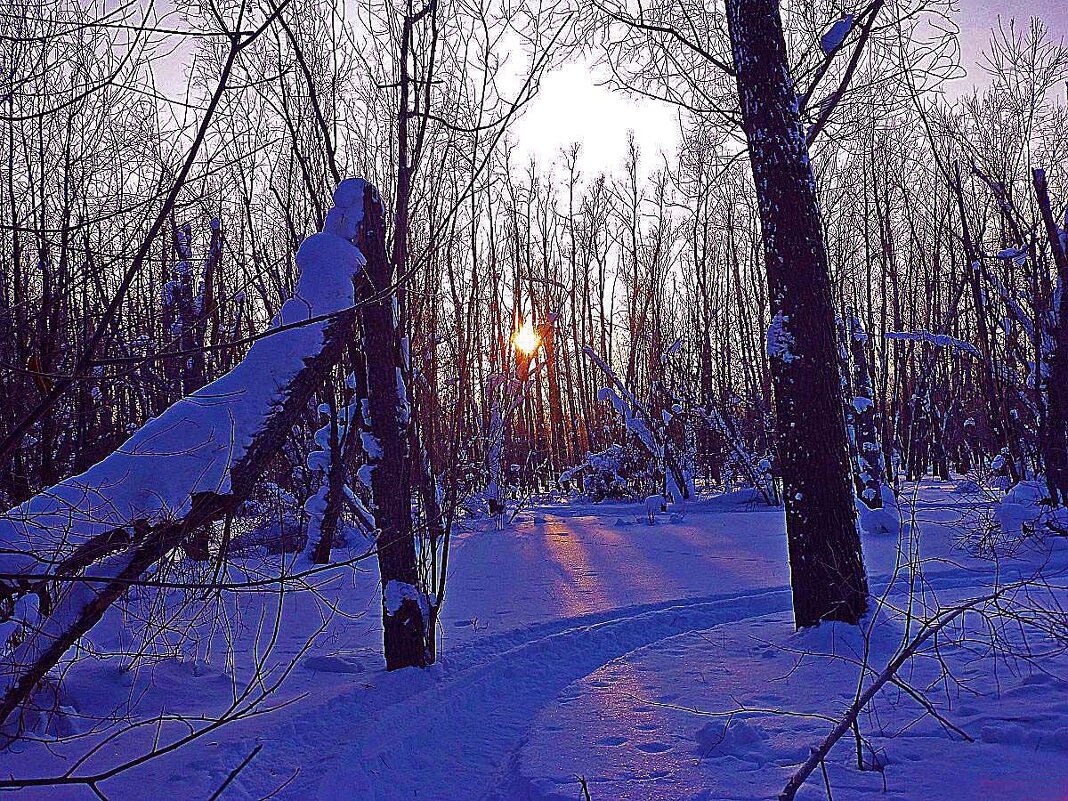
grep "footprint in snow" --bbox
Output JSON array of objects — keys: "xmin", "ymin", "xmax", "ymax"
[
  {"xmin": 694, "ymin": 719, "xmax": 767, "ymax": 759},
  {"xmin": 635, "ymin": 741, "xmax": 672, "ymax": 753}
]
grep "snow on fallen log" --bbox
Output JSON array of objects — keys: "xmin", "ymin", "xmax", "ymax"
[
  {"xmin": 884, "ymin": 329, "xmax": 980, "ymax": 358},
  {"xmin": 819, "ymin": 13, "xmax": 853, "ymax": 54},
  {"xmin": 0, "ymin": 181, "xmax": 368, "ymax": 579},
  {"xmin": 0, "ymin": 179, "xmax": 376, "ymax": 728}
]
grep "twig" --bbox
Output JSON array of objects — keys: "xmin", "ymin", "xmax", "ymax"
[{"xmin": 208, "ymin": 743, "xmax": 264, "ymax": 801}]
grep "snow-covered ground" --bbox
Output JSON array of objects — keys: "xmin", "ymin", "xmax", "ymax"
[{"xmin": 4, "ymin": 481, "xmax": 1066, "ymax": 800}]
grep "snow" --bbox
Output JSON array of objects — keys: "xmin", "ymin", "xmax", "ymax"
[
  {"xmin": 996, "ymin": 479, "xmax": 1068, "ymax": 537},
  {"xmin": 357, "ymin": 463, "xmax": 375, "ymax": 488},
  {"xmin": 383, "ymin": 580, "xmax": 426, "ymax": 617},
  {"xmin": 2, "ymin": 481, "xmax": 1065, "ymax": 800},
  {"xmin": 596, "ymin": 386, "xmax": 659, "ymax": 457},
  {"xmin": 766, "ymin": 311, "xmax": 798, "ymax": 363},
  {"xmin": 851, "ymin": 395, "xmax": 873, "ymax": 413},
  {"xmin": 820, "ymin": 14, "xmax": 854, "ymax": 54},
  {"xmin": 855, "ymin": 483, "xmax": 901, "ymax": 535},
  {"xmin": 885, "ymin": 329, "xmax": 981, "ymax": 358},
  {"xmin": 627, "ymin": 414, "xmax": 660, "ymax": 457},
  {"xmin": 0, "ymin": 179, "xmax": 369, "ymax": 577},
  {"xmin": 519, "ymin": 599, "xmax": 1066, "ymax": 801}
]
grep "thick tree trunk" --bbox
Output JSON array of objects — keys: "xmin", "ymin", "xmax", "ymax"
[
  {"xmin": 1033, "ymin": 169, "xmax": 1068, "ymax": 506},
  {"xmin": 725, "ymin": 0, "xmax": 868, "ymax": 627},
  {"xmin": 354, "ymin": 183, "xmax": 429, "ymax": 670}
]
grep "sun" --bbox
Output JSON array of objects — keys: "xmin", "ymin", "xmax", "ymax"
[{"xmin": 512, "ymin": 316, "xmax": 540, "ymax": 356}]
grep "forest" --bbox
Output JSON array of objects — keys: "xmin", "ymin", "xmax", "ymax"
[{"xmin": 0, "ymin": 0, "xmax": 1066, "ymax": 798}]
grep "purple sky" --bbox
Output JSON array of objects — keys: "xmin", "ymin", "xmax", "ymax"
[
  {"xmin": 958, "ymin": 0, "xmax": 1067, "ymax": 76},
  {"xmin": 515, "ymin": 0, "xmax": 1067, "ymax": 173}
]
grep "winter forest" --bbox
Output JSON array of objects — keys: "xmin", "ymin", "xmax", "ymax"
[{"xmin": 0, "ymin": 0, "xmax": 1066, "ymax": 798}]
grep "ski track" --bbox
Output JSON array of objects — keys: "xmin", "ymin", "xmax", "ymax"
[{"xmin": 236, "ymin": 551, "xmax": 999, "ymax": 801}]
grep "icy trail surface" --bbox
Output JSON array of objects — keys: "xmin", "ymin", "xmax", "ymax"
[{"xmin": 6, "ymin": 482, "xmax": 1066, "ymax": 800}]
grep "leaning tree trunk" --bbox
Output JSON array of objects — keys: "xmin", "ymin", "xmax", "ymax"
[
  {"xmin": 353, "ymin": 182, "xmax": 429, "ymax": 670},
  {"xmin": 725, "ymin": 0, "xmax": 868, "ymax": 627},
  {"xmin": 0, "ymin": 179, "xmax": 373, "ymax": 726},
  {"xmin": 0, "ymin": 309, "xmax": 360, "ymax": 729}
]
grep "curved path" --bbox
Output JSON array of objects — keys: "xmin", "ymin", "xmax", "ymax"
[{"xmin": 241, "ymin": 487, "xmax": 1018, "ymax": 801}]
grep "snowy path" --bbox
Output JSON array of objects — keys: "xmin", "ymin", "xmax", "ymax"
[
  {"xmin": 306, "ymin": 573, "xmax": 995, "ymax": 801},
  {"xmin": 236, "ymin": 496, "xmax": 800, "ymax": 799},
  {"xmin": 7, "ymin": 484, "xmax": 1062, "ymax": 801},
  {"xmin": 236, "ymin": 486, "xmax": 1046, "ymax": 801},
  {"xmin": 518, "ymin": 601, "xmax": 1068, "ymax": 801},
  {"xmin": 324, "ymin": 587, "xmax": 796, "ymax": 800}
]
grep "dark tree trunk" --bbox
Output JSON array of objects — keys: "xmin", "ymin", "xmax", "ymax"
[
  {"xmin": 951, "ymin": 172, "xmax": 1020, "ymax": 482},
  {"xmin": 310, "ymin": 390, "xmax": 348, "ymax": 565},
  {"xmin": 1033, "ymin": 169, "xmax": 1068, "ymax": 506},
  {"xmin": 541, "ymin": 318, "xmax": 569, "ymax": 475},
  {"xmin": 725, "ymin": 0, "xmax": 868, "ymax": 628},
  {"xmin": 354, "ymin": 182, "xmax": 429, "ymax": 670},
  {"xmin": 849, "ymin": 314, "xmax": 885, "ymax": 508}
]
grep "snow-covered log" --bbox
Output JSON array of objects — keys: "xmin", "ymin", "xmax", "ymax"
[
  {"xmin": 884, "ymin": 329, "xmax": 981, "ymax": 358},
  {"xmin": 0, "ymin": 179, "xmax": 372, "ymax": 728}
]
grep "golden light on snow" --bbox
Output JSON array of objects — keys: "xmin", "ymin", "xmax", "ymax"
[{"xmin": 512, "ymin": 316, "xmax": 540, "ymax": 356}]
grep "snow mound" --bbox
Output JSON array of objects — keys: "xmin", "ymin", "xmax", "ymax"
[
  {"xmin": 994, "ymin": 480, "xmax": 1066, "ymax": 536},
  {"xmin": 856, "ymin": 484, "xmax": 901, "ymax": 536},
  {"xmin": 954, "ymin": 478, "xmax": 983, "ymax": 494},
  {"xmin": 694, "ymin": 717, "xmax": 769, "ymax": 762},
  {"xmin": 304, "ymin": 651, "xmax": 368, "ymax": 674}
]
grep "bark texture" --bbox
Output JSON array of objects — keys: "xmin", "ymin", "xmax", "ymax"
[
  {"xmin": 354, "ymin": 182, "xmax": 429, "ymax": 670},
  {"xmin": 1033, "ymin": 169, "xmax": 1068, "ymax": 506},
  {"xmin": 725, "ymin": 0, "xmax": 868, "ymax": 627}
]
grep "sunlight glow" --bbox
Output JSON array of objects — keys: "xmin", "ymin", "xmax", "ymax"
[{"xmin": 512, "ymin": 317, "xmax": 540, "ymax": 356}]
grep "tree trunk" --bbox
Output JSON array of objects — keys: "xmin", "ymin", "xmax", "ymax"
[
  {"xmin": 725, "ymin": 0, "xmax": 868, "ymax": 628},
  {"xmin": 1033, "ymin": 169, "xmax": 1068, "ymax": 506},
  {"xmin": 847, "ymin": 314, "xmax": 885, "ymax": 507},
  {"xmin": 354, "ymin": 182, "xmax": 429, "ymax": 670},
  {"xmin": 309, "ymin": 387, "xmax": 349, "ymax": 565},
  {"xmin": 951, "ymin": 171, "xmax": 1020, "ymax": 482}
]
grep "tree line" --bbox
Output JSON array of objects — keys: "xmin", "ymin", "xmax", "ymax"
[{"xmin": 0, "ymin": 0, "xmax": 1065, "ymax": 678}]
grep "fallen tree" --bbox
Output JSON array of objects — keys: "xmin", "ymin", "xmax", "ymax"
[{"xmin": 0, "ymin": 179, "xmax": 375, "ymax": 731}]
